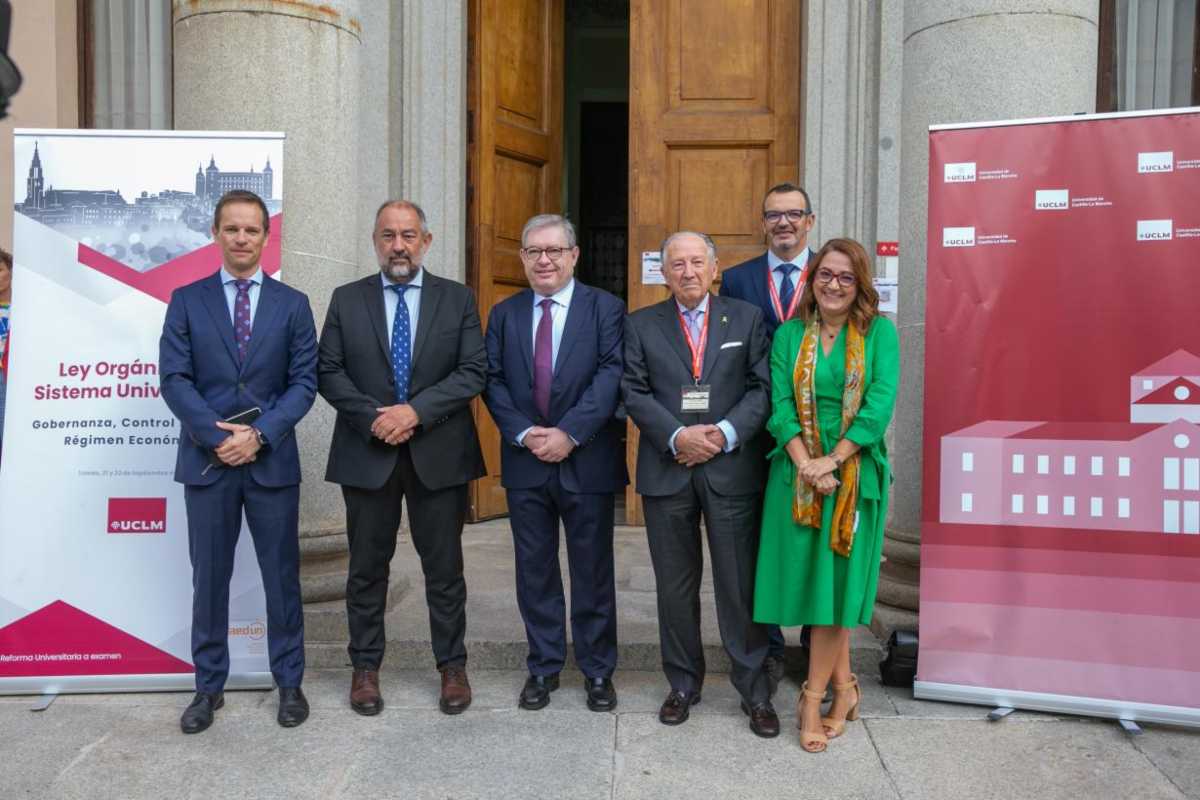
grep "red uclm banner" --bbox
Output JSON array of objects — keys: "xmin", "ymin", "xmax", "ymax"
[{"xmin": 918, "ymin": 108, "xmax": 1200, "ymax": 726}]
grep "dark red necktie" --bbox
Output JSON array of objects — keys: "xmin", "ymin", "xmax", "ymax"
[{"xmin": 533, "ymin": 297, "xmax": 554, "ymax": 418}]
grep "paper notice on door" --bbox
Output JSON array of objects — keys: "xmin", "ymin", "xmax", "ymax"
[
  {"xmin": 876, "ymin": 277, "xmax": 898, "ymax": 314},
  {"xmin": 642, "ymin": 251, "xmax": 665, "ymax": 285}
]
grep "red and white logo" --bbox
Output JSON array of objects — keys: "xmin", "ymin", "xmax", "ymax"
[
  {"xmin": 1137, "ymin": 151, "xmax": 1174, "ymax": 173},
  {"xmin": 942, "ymin": 227, "xmax": 976, "ymax": 247},
  {"xmin": 1034, "ymin": 189, "xmax": 1069, "ymax": 210},
  {"xmin": 944, "ymin": 162, "xmax": 976, "ymax": 183},
  {"xmin": 107, "ymin": 498, "xmax": 166, "ymax": 534},
  {"xmin": 1137, "ymin": 219, "xmax": 1173, "ymax": 241}
]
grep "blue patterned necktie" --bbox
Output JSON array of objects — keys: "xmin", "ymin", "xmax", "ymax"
[
  {"xmin": 233, "ymin": 279, "xmax": 253, "ymax": 363},
  {"xmin": 776, "ymin": 263, "xmax": 797, "ymax": 319},
  {"xmin": 389, "ymin": 284, "xmax": 412, "ymax": 403}
]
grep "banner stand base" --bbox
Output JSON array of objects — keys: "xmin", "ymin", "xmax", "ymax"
[
  {"xmin": 914, "ymin": 681, "xmax": 1200, "ymax": 729},
  {"xmin": 30, "ymin": 693, "xmax": 57, "ymax": 711},
  {"xmin": 0, "ymin": 671, "xmax": 275, "ymax": 697},
  {"xmin": 1119, "ymin": 719, "xmax": 1144, "ymax": 736}
]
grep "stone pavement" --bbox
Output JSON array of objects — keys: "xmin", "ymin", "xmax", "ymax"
[{"xmin": 2, "ymin": 520, "xmax": 1198, "ymax": 799}]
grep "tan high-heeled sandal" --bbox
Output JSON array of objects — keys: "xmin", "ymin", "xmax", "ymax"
[
  {"xmin": 821, "ymin": 674, "xmax": 860, "ymax": 738},
  {"xmin": 797, "ymin": 682, "xmax": 829, "ymax": 753}
]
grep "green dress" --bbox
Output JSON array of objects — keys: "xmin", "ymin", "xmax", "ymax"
[{"xmin": 752, "ymin": 315, "xmax": 900, "ymax": 627}]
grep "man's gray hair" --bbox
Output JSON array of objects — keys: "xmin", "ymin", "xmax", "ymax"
[
  {"xmin": 375, "ymin": 199, "xmax": 429, "ymax": 233},
  {"xmin": 661, "ymin": 230, "xmax": 717, "ymax": 263},
  {"xmin": 521, "ymin": 214, "xmax": 577, "ymax": 248}
]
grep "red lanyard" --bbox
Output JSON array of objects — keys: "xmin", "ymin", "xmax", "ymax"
[
  {"xmin": 767, "ymin": 263, "xmax": 805, "ymax": 323},
  {"xmin": 676, "ymin": 304, "xmax": 710, "ymax": 382}
]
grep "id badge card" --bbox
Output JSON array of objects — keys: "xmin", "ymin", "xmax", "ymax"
[{"xmin": 681, "ymin": 384, "xmax": 711, "ymax": 413}]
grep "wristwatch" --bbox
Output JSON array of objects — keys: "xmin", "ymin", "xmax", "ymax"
[
  {"xmin": 829, "ymin": 451, "xmax": 844, "ymax": 467},
  {"xmin": 252, "ymin": 427, "xmax": 268, "ymax": 447}
]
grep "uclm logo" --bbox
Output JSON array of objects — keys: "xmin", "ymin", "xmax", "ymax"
[
  {"xmin": 107, "ymin": 498, "xmax": 166, "ymax": 534},
  {"xmin": 1034, "ymin": 189, "xmax": 1069, "ymax": 210},
  {"xmin": 1137, "ymin": 219, "xmax": 1173, "ymax": 241},
  {"xmin": 1137, "ymin": 151, "xmax": 1174, "ymax": 173},
  {"xmin": 942, "ymin": 227, "xmax": 976, "ymax": 247},
  {"xmin": 944, "ymin": 162, "xmax": 976, "ymax": 183}
]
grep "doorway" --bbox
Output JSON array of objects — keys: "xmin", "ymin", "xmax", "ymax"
[
  {"xmin": 466, "ymin": 0, "xmax": 803, "ymax": 524},
  {"xmin": 564, "ymin": 1, "xmax": 630, "ymax": 301}
]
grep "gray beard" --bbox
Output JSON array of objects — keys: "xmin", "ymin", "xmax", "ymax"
[{"xmin": 382, "ymin": 261, "xmax": 413, "ymax": 280}]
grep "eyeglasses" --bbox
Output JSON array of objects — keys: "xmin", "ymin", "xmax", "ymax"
[
  {"xmin": 814, "ymin": 268, "xmax": 856, "ymax": 288},
  {"xmin": 763, "ymin": 209, "xmax": 812, "ymax": 224},
  {"xmin": 520, "ymin": 246, "xmax": 570, "ymax": 261}
]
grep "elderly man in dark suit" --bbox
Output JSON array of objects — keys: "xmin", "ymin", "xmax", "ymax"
[
  {"xmin": 622, "ymin": 230, "xmax": 779, "ymax": 738},
  {"xmin": 318, "ymin": 200, "xmax": 486, "ymax": 717},
  {"xmin": 718, "ymin": 182, "xmax": 818, "ymax": 684},
  {"xmin": 483, "ymin": 214, "xmax": 626, "ymax": 712},
  {"xmin": 160, "ymin": 189, "xmax": 318, "ymax": 734}
]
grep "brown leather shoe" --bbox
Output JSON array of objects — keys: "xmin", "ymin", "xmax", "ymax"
[
  {"xmin": 439, "ymin": 664, "xmax": 472, "ymax": 715},
  {"xmin": 741, "ymin": 699, "xmax": 781, "ymax": 738},
  {"xmin": 349, "ymin": 668, "xmax": 383, "ymax": 716},
  {"xmin": 658, "ymin": 689, "xmax": 701, "ymax": 725}
]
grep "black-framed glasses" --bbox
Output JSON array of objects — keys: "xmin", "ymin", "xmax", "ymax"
[
  {"xmin": 520, "ymin": 246, "xmax": 570, "ymax": 261},
  {"xmin": 814, "ymin": 268, "xmax": 856, "ymax": 288},
  {"xmin": 763, "ymin": 209, "xmax": 812, "ymax": 224}
]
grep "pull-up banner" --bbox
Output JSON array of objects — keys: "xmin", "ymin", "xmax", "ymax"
[
  {"xmin": 0, "ymin": 130, "xmax": 284, "ymax": 694},
  {"xmin": 918, "ymin": 108, "xmax": 1200, "ymax": 727}
]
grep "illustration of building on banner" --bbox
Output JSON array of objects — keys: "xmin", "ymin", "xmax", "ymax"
[
  {"xmin": 14, "ymin": 141, "xmax": 279, "ymax": 273},
  {"xmin": 940, "ymin": 350, "xmax": 1200, "ymax": 534}
]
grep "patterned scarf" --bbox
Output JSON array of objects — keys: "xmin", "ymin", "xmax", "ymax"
[{"xmin": 791, "ymin": 316, "xmax": 866, "ymax": 557}]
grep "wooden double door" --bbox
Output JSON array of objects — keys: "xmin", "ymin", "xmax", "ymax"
[{"xmin": 467, "ymin": 0, "xmax": 802, "ymax": 522}]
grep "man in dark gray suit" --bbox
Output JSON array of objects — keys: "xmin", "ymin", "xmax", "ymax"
[
  {"xmin": 318, "ymin": 200, "xmax": 486, "ymax": 718},
  {"xmin": 621, "ymin": 231, "xmax": 779, "ymax": 738}
]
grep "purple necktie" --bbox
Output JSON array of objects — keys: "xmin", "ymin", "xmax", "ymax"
[
  {"xmin": 233, "ymin": 279, "xmax": 252, "ymax": 363},
  {"xmin": 533, "ymin": 297, "xmax": 554, "ymax": 418}
]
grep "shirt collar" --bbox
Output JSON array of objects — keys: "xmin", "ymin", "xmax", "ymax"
[
  {"xmin": 221, "ymin": 266, "xmax": 263, "ymax": 286},
  {"xmin": 535, "ymin": 278, "xmax": 575, "ymax": 308},
  {"xmin": 766, "ymin": 248, "xmax": 810, "ymax": 271},
  {"xmin": 675, "ymin": 293, "xmax": 710, "ymax": 316},
  {"xmin": 381, "ymin": 266, "xmax": 424, "ymax": 291}
]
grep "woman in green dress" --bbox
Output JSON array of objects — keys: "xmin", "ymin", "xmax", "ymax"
[{"xmin": 753, "ymin": 237, "xmax": 899, "ymax": 753}]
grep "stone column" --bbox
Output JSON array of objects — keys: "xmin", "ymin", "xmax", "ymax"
[
  {"xmin": 172, "ymin": 0, "xmax": 370, "ymax": 657},
  {"xmin": 397, "ymin": 1, "xmax": 468, "ymax": 281},
  {"xmin": 802, "ymin": 0, "xmax": 881, "ymax": 248},
  {"xmin": 878, "ymin": 0, "xmax": 1099, "ymax": 635}
]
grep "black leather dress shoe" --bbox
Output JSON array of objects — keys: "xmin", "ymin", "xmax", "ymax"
[
  {"xmin": 585, "ymin": 677, "xmax": 617, "ymax": 712},
  {"xmin": 180, "ymin": 691, "xmax": 223, "ymax": 734},
  {"xmin": 658, "ymin": 689, "xmax": 701, "ymax": 725},
  {"xmin": 277, "ymin": 686, "xmax": 310, "ymax": 728},
  {"xmin": 741, "ymin": 699, "xmax": 781, "ymax": 738},
  {"xmin": 518, "ymin": 673, "xmax": 560, "ymax": 710}
]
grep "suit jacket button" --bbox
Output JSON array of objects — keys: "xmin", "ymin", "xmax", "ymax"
[
  {"xmin": 387, "ymin": 377, "xmax": 394, "ymax": 385},
  {"xmin": 238, "ymin": 382, "xmax": 245, "ymax": 391}
]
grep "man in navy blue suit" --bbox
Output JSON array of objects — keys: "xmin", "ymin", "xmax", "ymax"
[
  {"xmin": 483, "ymin": 214, "xmax": 626, "ymax": 712},
  {"xmin": 719, "ymin": 182, "xmax": 817, "ymax": 687},
  {"xmin": 160, "ymin": 189, "xmax": 318, "ymax": 734},
  {"xmin": 720, "ymin": 182, "xmax": 817, "ymax": 338}
]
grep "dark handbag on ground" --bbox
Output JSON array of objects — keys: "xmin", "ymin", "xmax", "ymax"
[{"xmin": 879, "ymin": 629, "xmax": 918, "ymax": 688}]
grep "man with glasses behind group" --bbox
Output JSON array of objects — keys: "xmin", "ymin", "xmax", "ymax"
[{"xmin": 719, "ymin": 182, "xmax": 818, "ymax": 688}]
